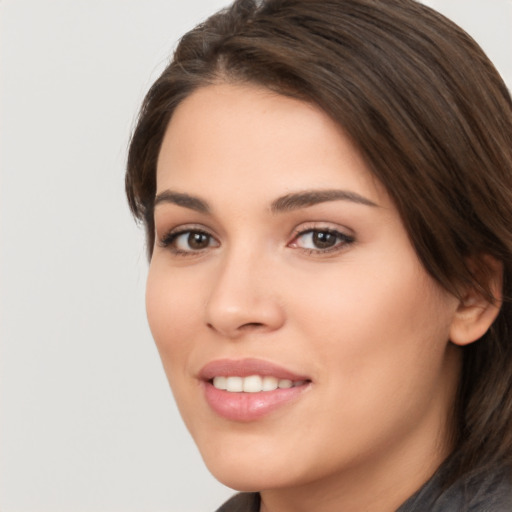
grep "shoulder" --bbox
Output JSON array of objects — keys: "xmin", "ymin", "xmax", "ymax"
[
  {"xmin": 462, "ymin": 469, "xmax": 512, "ymax": 512},
  {"xmin": 398, "ymin": 465, "xmax": 512, "ymax": 512},
  {"xmin": 215, "ymin": 492, "xmax": 260, "ymax": 512},
  {"xmin": 214, "ymin": 467, "xmax": 512, "ymax": 512}
]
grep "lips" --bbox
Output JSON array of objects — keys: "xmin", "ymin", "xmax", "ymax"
[
  {"xmin": 213, "ymin": 375, "xmax": 306, "ymax": 393},
  {"xmin": 200, "ymin": 358, "xmax": 310, "ymax": 381},
  {"xmin": 199, "ymin": 358, "xmax": 311, "ymax": 422}
]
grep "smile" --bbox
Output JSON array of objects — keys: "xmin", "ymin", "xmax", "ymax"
[
  {"xmin": 200, "ymin": 359, "xmax": 312, "ymax": 421},
  {"xmin": 212, "ymin": 375, "xmax": 307, "ymax": 393}
]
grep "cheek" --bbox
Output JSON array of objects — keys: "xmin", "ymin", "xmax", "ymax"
[
  {"xmin": 285, "ymin": 262, "xmax": 460, "ymax": 459},
  {"xmin": 145, "ymin": 264, "xmax": 200, "ymax": 373},
  {"xmin": 291, "ymin": 251, "xmax": 458, "ymax": 384}
]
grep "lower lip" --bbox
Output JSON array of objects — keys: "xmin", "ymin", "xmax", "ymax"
[{"xmin": 203, "ymin": 381, "xmax": 310, "ymax": 422}]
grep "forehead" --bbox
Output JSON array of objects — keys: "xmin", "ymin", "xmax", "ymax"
[{"xmin": 156, "ymin": 83, "xmax": 386, "ymax": 206}]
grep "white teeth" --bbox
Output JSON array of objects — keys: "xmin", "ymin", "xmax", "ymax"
[
  {"xmin": 225, "ymin": 376, "xmax": 243, "ymax": 392},
  {"xmin": 262, "ymin": 376, "xmax": 278, "ymax": 391},
  {"xmin": 243, "ymin": 375, "xmax": 262, "ymax": 393},
  {"xmin": 278, "ymin": 379, "xmax": 293, "ymax": 389},
  {"xmin": 212, "ymin": 375, "xmax": 303, "ymax": 392},
  {"xmin": 212, "ymin": 376, "xmax": 227, "ymax": 390}
]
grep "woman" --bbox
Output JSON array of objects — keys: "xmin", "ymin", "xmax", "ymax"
[{"xmin": 126, "ymin": 0, "xmax": 512, "ymax": 510}]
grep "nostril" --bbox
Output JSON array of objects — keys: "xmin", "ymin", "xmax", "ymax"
[
  {"xmin": 240, "ymin": 322, "xmax": 265, "ymax": 330},
  {"xmin": 206, "ymin": 321, "xmax": 265, "ymax": 334}
]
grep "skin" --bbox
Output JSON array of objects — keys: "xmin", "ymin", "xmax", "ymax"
[{"xmin": 147, "ymin": 83, "xmax": 468, "ymax": 512}]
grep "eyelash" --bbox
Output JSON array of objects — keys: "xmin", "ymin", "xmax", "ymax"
[
  {"xmin": 158, "ymin": 225, "xmax": 355, "ymax": 257},
  {"xmin": 289, "ymin": 227, "xmax": 355, "ymax": 255},
  {"xmin": 158, "ymin": 225, "xmax": 219, "ymax": 256}
]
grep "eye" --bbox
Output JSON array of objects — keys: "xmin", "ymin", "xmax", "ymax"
[
  {"xmin": 289, "ymin": 228, "xmax": 354, "ymax": 253},
  {"xmin": 159, "ymin": 228, "xmax": 219, "ymax": 254}
]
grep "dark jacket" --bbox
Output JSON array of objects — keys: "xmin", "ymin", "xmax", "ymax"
[{"xmin": 216, "ymin": 464, "xmax": 512, "ymax": 512}]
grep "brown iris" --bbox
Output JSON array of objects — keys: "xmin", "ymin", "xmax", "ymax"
[
  {"xmin": 188, "ymin": 232, "xmax": 210, "ymax": 250},
  {"xmin": 312, "ymin": 231, "xmax": 338, "ymax": 249}
]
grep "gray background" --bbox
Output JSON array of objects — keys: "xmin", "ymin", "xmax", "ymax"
[{"xmin": 1, "ymin": 1, "xmax": 511, "ymax": 511}]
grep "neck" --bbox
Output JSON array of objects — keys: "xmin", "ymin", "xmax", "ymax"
[
  {"xmin": 259, "ymin": 346, "xmax": 460, "ymax": 512},
  {"xmin": 260, "ymin": 443, "xmax": 450, "ymax": 512}
]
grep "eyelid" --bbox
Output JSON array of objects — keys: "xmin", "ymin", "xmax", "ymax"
[
  {"xmin": 288, "ymin": 222, "xmax": 355, "ymax": 254},
  {"xmin": 157, "ymin": 223, "xmax": 219, "ymax": 252},
  {"xmin": 289, "ymin": 221, "xmax": 354, "ymax": 239}
]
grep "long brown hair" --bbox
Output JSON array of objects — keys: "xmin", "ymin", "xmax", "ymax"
[{"xmin": 126, "ymin": 0, "xmax": 512, "ymax": 483}]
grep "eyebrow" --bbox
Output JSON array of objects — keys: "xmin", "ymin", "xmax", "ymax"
[
  {"xmin": 153, "ymin": 188, "xmax": 378, "ymax": 214},
  {"xmin": 154, "ymin": 190, "xmax": 210, "ymax": 213},
  {"xmin": 270, "ymin": 189, "xmax": 378, "ymax": 213}
]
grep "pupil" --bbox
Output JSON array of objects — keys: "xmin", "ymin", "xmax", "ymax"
[
  {"xmin": 188, "ymin": 232, "xmax": 209, "ymax": 249},
  {"xmin": 313, "ymin": 231, "xmax": 336, "ymax": 249}
]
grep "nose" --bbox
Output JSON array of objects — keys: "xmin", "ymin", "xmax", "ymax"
[{"xmin": 204, "ymin": 250, "xmax": 285, "ymax": 339}]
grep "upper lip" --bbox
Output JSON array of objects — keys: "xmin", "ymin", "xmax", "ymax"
[{"xmin": 199, "ymin": 358, "xmax": 310, "ymax": 382}]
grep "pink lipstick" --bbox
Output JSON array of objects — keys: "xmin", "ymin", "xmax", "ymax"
[{"xmin": 199, "ymin": 358, "xmax": 311, "ymax": 422}]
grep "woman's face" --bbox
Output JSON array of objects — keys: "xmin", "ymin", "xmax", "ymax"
[{"xmin": 147, "ymin": 83, "xmax": 461, "ymax": 495}]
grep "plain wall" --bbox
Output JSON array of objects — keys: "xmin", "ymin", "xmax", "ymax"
[{"xmin": 1, "ymin": 1, "xmax": 511, "ymax": 511}]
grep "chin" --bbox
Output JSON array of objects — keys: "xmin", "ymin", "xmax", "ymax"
[
  {"xmin": 209, "ymin": 468, "xmax": 269, "ymax": 493},
  {"xmin": 195, "ymin": 431, "xmax": 308, "ymax": 492},
  {"xmin": 206, "ymin": 460, "xmax": 300, "ymax": 493}
]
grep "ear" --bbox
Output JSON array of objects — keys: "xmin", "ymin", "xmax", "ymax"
[{"xmin": 450, "ymin": 257, "xmax": 503, "ymax": 346}]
